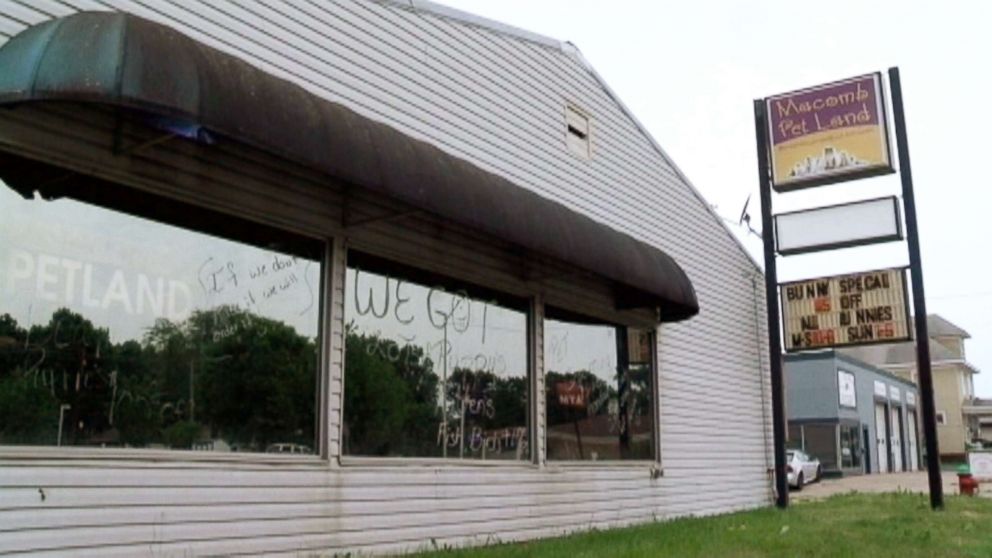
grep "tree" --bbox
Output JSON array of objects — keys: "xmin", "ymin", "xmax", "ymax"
[
  {"xmin": 143, "ymin": 317, "xmax": 194, "ymax": 425},
  {"xmin": 109, "ymin": 340, "xmax": 160, "ymax": 447},
  {"xmin": 0, "ymin": 371, "xmax": 59, "ymax": 444},
  {"xmin": 0, "ymin": 305, "xmax": 322, "ymax": 452},
  {"xmin": 0, "ymin": 314, "xmax": 59, "ymax": 444},
  {"xmin": 138, "ymin": 306, "xmax": 320, "ymax": 451},
  {"xmin": 26, "ymin": 309, "xmax": 115, "ymax": 446},
  {"xmin": 182, "ymin": 306, "xmax": 317, "ymax": 451},
  {"xmin": 343, "ymin": 331, "xmax": 413, "ymax": 455}
]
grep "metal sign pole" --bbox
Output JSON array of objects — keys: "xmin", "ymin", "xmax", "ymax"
[
  {"xmin": 888, "ymin": 66, "xmax": 943, "ymax": 510},
  {"xmin": 753, "ymin": 99, "xmax": 789, "ymax": 508}
]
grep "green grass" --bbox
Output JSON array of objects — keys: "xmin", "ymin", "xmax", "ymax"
[{"xmin": 414, "ymin": 493, "xmax": 992, "ymax": 558}]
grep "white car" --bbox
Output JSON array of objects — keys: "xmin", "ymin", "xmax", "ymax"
[{"xmin": 786, "ymin": 449, "xmax": 822, "ymax": 489}]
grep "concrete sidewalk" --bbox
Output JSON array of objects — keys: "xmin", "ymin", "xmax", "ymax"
[{"xmin": 791, "ymin": 471, "xmax": 990, "ymax": 501}]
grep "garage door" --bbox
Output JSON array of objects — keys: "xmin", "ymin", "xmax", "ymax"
[
  {"xmin": 875, "ymin": 403, "xmax": 889, "ymax": 473},
  {"xmin": 907, "ymin": 410, "xmax": 919, "ymax": 471},
  {"xmin": 890, "ymin": 407, "xmax": 903, "ymax": 472}
]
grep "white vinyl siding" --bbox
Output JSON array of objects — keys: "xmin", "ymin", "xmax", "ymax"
[{"xmin": 0, "ymin": 0, "xmax": 773, "ymax": 555}]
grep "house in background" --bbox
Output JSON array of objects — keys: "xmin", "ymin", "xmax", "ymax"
[
  {"xmin": 843, "ymin": 314, "xmax": 981, "ymax": 461},
  {"xmin": 785, "ymin": 351, "xmax": 920, "ymax": 476},
  {"xmin": 964, "ymin": 398, "xmax": 992, "ymax": 444}
]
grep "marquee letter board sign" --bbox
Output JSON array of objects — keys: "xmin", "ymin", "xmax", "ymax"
[
  {"xmin": 781, "ymin": 267, "xmax": 912, "ymax": 352},
  {"xmin": 766, "ymin": 73, "xmax": 894, "ymax": 191}
]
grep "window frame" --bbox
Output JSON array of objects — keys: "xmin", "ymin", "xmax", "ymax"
[
  {"xmin": 0, "ymin": 177, "xmax": 331, "ymax": 466},
  {"xmin": 541, "ymin": 308, "xmax": 660, "ymax": 467},
  {"xmin": 0, "ymin": 172, "xmax": 665, "ymax": 470}
]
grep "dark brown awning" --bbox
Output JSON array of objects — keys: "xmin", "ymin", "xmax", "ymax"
[{"xmin": 0, "ymin": 12, "xmax": 698, "ymax": 321}]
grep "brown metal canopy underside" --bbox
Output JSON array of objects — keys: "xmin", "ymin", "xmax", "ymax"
[{"xmin": 0, "ymin": 12, "xmax": 698, "ymax": 321}]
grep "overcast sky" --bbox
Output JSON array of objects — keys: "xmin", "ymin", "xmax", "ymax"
[{"xmin": 437, "ymin": 0, "xmax": 992, "ymax": 396}]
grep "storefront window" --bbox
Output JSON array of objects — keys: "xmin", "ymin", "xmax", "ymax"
[
  {"xmin": 544, "ymin": 310, "xmax": 654, "ymax": 461},
  {"xmin": 0, "ymin": 180, "xmax": 322, "ymax": 453},
  {"xmin": 787, "ymin": 423, "xmax": 804, "ymax": 449},
  {"xmin": 802, "ymin": 423, "xmax": 838, "ymax": 470},
  {"xmin": 840, "ymin": 423, "xmax": 862, "ymax": 469},
  {"xmin": 343, "ymin": 253, "xmax": 529, "ymax": 460}
]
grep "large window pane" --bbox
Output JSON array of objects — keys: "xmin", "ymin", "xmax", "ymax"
[
  {"xmin": 840, "ymin": 423, "xmax": 862, "ymax": 469},
  {"xmin": 802, "ymin": 423, "xmax": 838, "ymax": 470},
  {"xmin": 545, "ymin": 312, "xmax": 654, "ymax": 461},
  {"xmin": 0, "ymin": 181, "xmax": 322, "ymax": 454},
  {"xmin": 343, "ymin": 254, "xmax": 529, "ymax": 460}
]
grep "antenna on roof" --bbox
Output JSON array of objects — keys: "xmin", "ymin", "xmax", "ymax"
[
  {"xmin": 738, "ymin": 194, "xmax": 751, "ymax": 226},
  {"xmin": 738, "ymin": 194, "xmax": 762, "ymax": 239}
]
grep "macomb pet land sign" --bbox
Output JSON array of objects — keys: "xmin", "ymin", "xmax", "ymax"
[
  {"xmin": 766, "ymin": 73, "xmax": 894, "ymax": 191},
  {"xmin": 780, "ymin": 267, "xmax": 912, "ymax": 352}
]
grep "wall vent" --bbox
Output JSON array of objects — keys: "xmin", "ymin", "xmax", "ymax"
[{"xmin": 565, "ymin": 104, "xmax": 591, "ymax": 158}]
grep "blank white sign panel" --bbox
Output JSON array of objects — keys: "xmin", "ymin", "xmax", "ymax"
[{"xmin": 775, "ymin": 197, "xmax": 902, "ymax": 255}]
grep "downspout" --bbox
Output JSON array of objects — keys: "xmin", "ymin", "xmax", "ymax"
[{"xmin": 750, "ymin": 272, "xmax": 775, "ymax": 502}]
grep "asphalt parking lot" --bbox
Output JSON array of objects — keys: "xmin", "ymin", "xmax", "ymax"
[{"xmin": 791, "ymin": 470, "xmax": 991, "ymax": 501}]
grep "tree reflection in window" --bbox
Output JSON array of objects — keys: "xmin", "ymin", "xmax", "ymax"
[
  {"xmin": 343, "ymin": 255, "xmax": 529, "ymax": 460},
  {"xmin": 545, "ymin": 312, "xmax": 654, "ymax": 461},
  {"xmin": 0, "ymin": 181, "xmax": 321, "ymax": 453}
]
